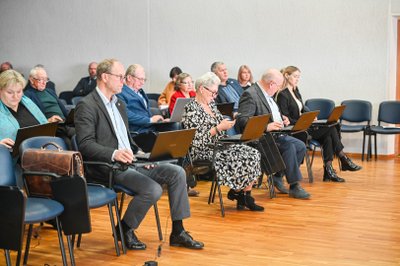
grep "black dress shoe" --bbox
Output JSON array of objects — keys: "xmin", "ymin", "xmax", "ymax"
[
  {"xmin": 116, "ymin": 223, "xmax": 146, "ymax": 250},
  {"xmin": 340, "ymin": 155, "xmax": 362, "ymax": 171},
  {"xmin": 323, "ymin": 165, "xmax": 345, "ymax": 182},
  {"xmin": 170, "ymin": 231, "xmax": 204, "ymax": 249}
]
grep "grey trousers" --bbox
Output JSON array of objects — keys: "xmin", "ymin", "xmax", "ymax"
[{"xmin": 114, "ymin": 163, "xmax": 190, "ymax": 229}]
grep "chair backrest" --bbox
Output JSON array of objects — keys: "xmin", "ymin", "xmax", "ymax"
[
  {"xmin": 340, "ymin": 100, "xmax": 372, "ymax": 124},
  {"xmin": 0, "ymin": 145, "xmax": 17, "ymax": 186},
  {"xmin": 59, "ymin": 91, "xmax": 74, "ymax": 105},
  {"xmin": 71, "ymin": 96, "xmax": 83, "ymax": 106},
  {"xmin": 147, "ymin": 93, "xmax": 161, "ymax": 101},
  {"xmin": 377, "ymin": 101, "xmax": 400, "ymax": 125},
  {"xmin": 0, "ymin": 186, "xmax": 26, "ymax": 251},
  {"xmin": 304, "ymin": 98, "xmax": 335, "ymax": 120},
  {"xmin": 149, "ymin": 99, "xmax": 159, "ymax": 108},
  {"xmin": 19, "ymin": 136, "xmax": 68, "ymax": 156}
]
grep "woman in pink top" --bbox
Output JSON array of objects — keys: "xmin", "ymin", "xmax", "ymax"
[{"xmin": 169, "ymin": 73, "xmax": 196, "ymax": 115}]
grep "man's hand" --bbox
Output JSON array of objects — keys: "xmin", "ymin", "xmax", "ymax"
[
  {"xmin": 282, "ymin": 115, "xmax": 290, "ymax": 126},
  {"xmin": 0, "ymin": 138, "xmax": 15, "ymax": 149},
  {"xmin": 114, "ymin": 149, "xmax": 135, "ymax": 164},
  {"xmin": 150, "ymin": 115, "xmax": 164, "ymax": 123},
  {"xmin": 48, "ymin": 115, "xmax": 64, "ymax": 123},
  {"xmin": 266, "ymin": 121, "xmax": 284, "ymax": 131}
]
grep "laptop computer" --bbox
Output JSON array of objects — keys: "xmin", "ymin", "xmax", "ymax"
[
  {"xmin": 313, "ymin": 105, "xmax": 346, "ymax": 125},
  {"xmin": 59, "ymin": 108, "xmax": 74, "ymax": 125},
  {"xmin": 12, "ymin": 122, "xmax": 58, "ymax": 157},
  {"xmin": 169, "ymin": 98, "xmax": 193, "ymax": 122},
  {"xmin": 135, "ymin": 128, "xmax": 196, "ymax": 161},
  {"xmin": 280, "ymin": 111, "xmax": 320, "ymax": 133},
  {"xmin": 216, "ymin": 102, "xmax": 234, "ymax": 118},
  {"xmin": 221, "ymin": 114, "xmax": 270, "ymax": 142}
]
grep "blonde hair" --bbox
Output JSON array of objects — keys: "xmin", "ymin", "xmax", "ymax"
[
  {"xmin": 237, "ymin": 65, "xmax": 254, "ymax": 84},
  {"xmin": 0, "ymin": 69, "xmax": 26, "ymax": 91},
  {"xmin": 174, "ymin": 73, "xmax": 191, "ymax": 91}
]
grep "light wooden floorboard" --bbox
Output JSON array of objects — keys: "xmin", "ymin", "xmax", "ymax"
[{"xmin": 3, "ymin": 155, "xmax": 400, "ymax": 266}]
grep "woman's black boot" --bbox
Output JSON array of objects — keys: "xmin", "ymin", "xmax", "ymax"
[
  {"xmin": 228, "ymin": 189, "xmax": 245, "ymax": 210},
  {"xmin": 339, "ymin": 155, "xmax": 362, "ymax": 171},
  {"xmin": 323, "ymin": 164, "xmax": 345, "ymax": 182},
  {"xmin": 243, "ymin": 191, "xmax": 264, "ymax": 211}
]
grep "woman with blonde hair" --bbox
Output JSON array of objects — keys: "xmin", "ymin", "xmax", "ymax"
[{"xmin": 237, "ymin": 65, "xmax": 254, "ymax": 90}]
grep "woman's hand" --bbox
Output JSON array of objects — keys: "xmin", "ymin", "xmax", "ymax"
[
  {"xmin": 0, "ymin": 138, "xmax": 15, "ymax": 149},
  {"xmin": 218, "ymin": 119, "xmax": 236, "ymax": 131}
]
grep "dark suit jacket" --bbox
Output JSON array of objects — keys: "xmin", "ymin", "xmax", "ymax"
[
  {"xmin": 24, "ymin": 85, "xmax": 68, "ymax": 117},
  {"xmin": 72, "ymin": 76, "xmax": 97, "ymax": 97},
  {"xmin": 75, "ymin": 89, "xmax": 139, "ymax": 180},
  {"xmin": 275, "ymin": 87, "xmax": 305, "ymax": 125},
  {"xmin": 116, "ymin": 85, "xmax": 154, "ymax": 133},
  {"xmin": 236, "ymin": 83, "xmax": 283, "ymax": 133}
]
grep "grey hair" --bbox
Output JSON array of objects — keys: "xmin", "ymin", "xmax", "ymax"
[
  {"xmin": 125, "ymin": 64, "xmax": 144, "ymax": 77},
  {"xmin": 210, "ymin": 61, "xmax": 224, "ymax": 73},
  {"xmin": 29, "ymin": 66, "xmax": 46, "ymax": 78},
  {"xmin": 195, "ymin": 72, "xmax": 220, "ymax": 91}
]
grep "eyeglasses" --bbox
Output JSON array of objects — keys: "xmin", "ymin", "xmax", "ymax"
[
  {"xmin": 132, "ymin": 76, "xmax": 147, "ymax": 82},
  {"xmin": 106, "ymin": 72, "xmax": 126, "ymax": 81},
  {"xmin": 181, "ymin": 81, "xmax": 194, "ymax": 86},
  {"xmin": 32, "ymin": 77, "xmax": 49, "ymax": 83},
  {"xmin": 203, "ymin": 86, "xmax": 218, "ymax": 97}
]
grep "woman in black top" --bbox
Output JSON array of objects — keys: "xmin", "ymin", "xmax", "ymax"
[{"xmin": 276, "ymin": 66, "xmax": 361, "ymax": 182}]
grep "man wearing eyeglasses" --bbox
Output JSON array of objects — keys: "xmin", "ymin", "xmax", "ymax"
[
  {"xmin": 75, "ymin": 58, "xmax": 204, "ymax": 250},
  {"xmin": 24, "ymin": 65, "xmax": 75, "ymax": 147}
]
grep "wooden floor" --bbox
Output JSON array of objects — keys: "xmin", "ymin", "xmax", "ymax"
[{"xmin": 3, "ymin": 155, "xmax": 400, "ymax": 266}]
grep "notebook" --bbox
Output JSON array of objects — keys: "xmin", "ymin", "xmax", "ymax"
[
  {"xmin": 169, "ymin": 98, "xmax": 193, "ymax": 122},
  {"xmin": 221, "ymin": 114, "xmax": 270, "ymax": 142},
  {"xmin": 280, "ymin": 111, "xmax": 320, "ymax": 133},
  {"xmin": 11, "ymin": 122, "xmax": 58, "ymax": 157},
  {"xmin": 216, "ymin": 102, "xmax": 234, "ymax": 118},
  {"xmin": 135, "ymin": 128, "xmax": 196, "ymax": 161},
  {"xmin": 313, "ymin": 105, "xmax": 346, "ymax": 125}
]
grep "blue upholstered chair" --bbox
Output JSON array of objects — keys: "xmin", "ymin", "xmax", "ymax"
[
  {"xmin": 19, "ymin": 136, "xmax": 126, "ymax": 256},
  {"xmin": 340, "ymin": 100, "xmax": 372, "ymax": 161},
  {"xmin": 0, "ymin": 145, "xmax": 67, "ymax": 266},
  {"xmin": 368, "ymin": 101, "xmax": 400, "ymax": 160}
]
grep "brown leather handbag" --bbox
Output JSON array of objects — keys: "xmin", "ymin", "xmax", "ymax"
[{"xmin": 21, "ymin": 142, "xmax": 84, "ymax": 197}]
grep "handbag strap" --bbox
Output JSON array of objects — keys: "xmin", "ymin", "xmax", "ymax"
[{"xmin": 41, "ymin": 142, "xmax": 63, "ymax": 151}]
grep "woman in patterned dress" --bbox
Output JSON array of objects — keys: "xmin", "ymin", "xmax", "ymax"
[{"xmin": 182, "ymin": 72, "xmax": 263, "ymax": 211}]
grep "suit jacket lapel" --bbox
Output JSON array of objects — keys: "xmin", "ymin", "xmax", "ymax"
[
  {"xmin": 254, "ymin": 83, "xmax": 272, "ymax": 114},
  {"xmin": 92, "ymin": 90, "xmax": 118, "ymax": 138}
]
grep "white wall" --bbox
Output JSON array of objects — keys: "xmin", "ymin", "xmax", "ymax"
[{"xmin": 0, "ymin": 0, "xmax": 399, "ymax": 154}]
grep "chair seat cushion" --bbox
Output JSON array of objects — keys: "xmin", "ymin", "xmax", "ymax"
[
  {"xmin": 25, "ymin": 198, "xmax": 64, "ymax": 224},
  {"xmin": 370, "ymin": 126, "xmax": 400, "ymax": 135},
  {"xmin": 87, "ymin": 185, "xmax": 117, "ymax": 209},
  {"xmin": 341, "ymin": 125, "xmax": 366, "ymax": 132},
  {"xmin": 113, "ymin": 184, "xmax": 135, "ymax": 196}
]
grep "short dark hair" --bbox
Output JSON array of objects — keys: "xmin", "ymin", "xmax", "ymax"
[{"xmin": 169, "ymin": 66, "xmax": 182, "ymax": 79}]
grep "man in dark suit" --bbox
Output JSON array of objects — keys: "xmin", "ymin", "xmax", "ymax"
[
  {"xmin": 72, "ymin": 62, "xmax": 98, "ymax": 97},
  {"xmin": 211, "ymin": 61, "xmax": 244, "ymax": 112},
  {"xmin": 236, "ymin": 69, "xmax": 310, "ymax": 199},
  {"xmin": 74, "ymin": 59, "xmax": 203, "ymax": 250}
]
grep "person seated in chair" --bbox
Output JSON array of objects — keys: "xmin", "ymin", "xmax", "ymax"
[
  {"xmin": 275, "ymin": 66, "xmax": 361, "ymax": 182},
  {"xmin": 236, "ymin": 69, "xmax": 311, "ymax": 199},
  {"xmin": 211, "ymin": 61, "xmax": 244, "ymax": 113},
  {"xmin": 182, "ymin": 72, "xmax": 263, "ymax": 211},
  {"xmin": 169, "ymin": 72, "xmax": 196, "ymax": 115},
  {"xmin": 158, "ymin": 66, "xmax": 182, "ymax": 107},
  {"xmin": 72, "ymin": 61, "xmax": 98, "ymax": 97},
  {"xmin": 75, "ymin": 58, "xmax": 203, "ymax": 250},
  {"xmin": 0, "ymin": 70, "xmax": 48, "ymax": 151}
]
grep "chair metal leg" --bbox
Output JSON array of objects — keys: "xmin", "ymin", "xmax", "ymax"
[
  {"xmin": 108, "ymin": 202, "xmax": 121, "ymax": 256},
  {"xmin": 374, "ymin": 134, "xmax": 377, "ymax": 160},
  {"xmin": 23, "ymin": 224, "xmax": 33, "ymax": 265},
  {"xmin": 4, "ymin": 249, "xmax": 12, "ymax": 266},
  {"xmin": 216, "ymin": 183, "xmax": 225, "ymax": 217},
  {"xmin": 304, "ymin": 151, "xmax": 314, "ymax": 183},
  {"xmin": 55, "ymin": 217, "xmax": 68, "ymax": 266},
  {"xmin": 118, "ymin": 193, "xmax": 126, "ymax": 218},
  {"xmin": 66, "ymin": 235, "xmax": 76, "ymax": 266},
  {"xmin": 361, "ymin": 131, "xmax": 366, "ymax": 161},
  {"xmin": 310, "ymin": 146, "xmax": 316, "ymax": 167},
  {"xmin": 114, "ymin": 199, "xmax": 126, "ymax": 255},
  {"xmin": 153, "ymin": 204, "xmax": 163, "ymax": 241},
  {"xmin": 267, "ymin": 175, "xmax": 276, "ymax": 199},
  {"xmin": 208, "ymin": 174, "xmax": 216, "ymax": 205},
  {"xmin": 76, "ymin": 234, "xmax": 82, "ymax": 248}
]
